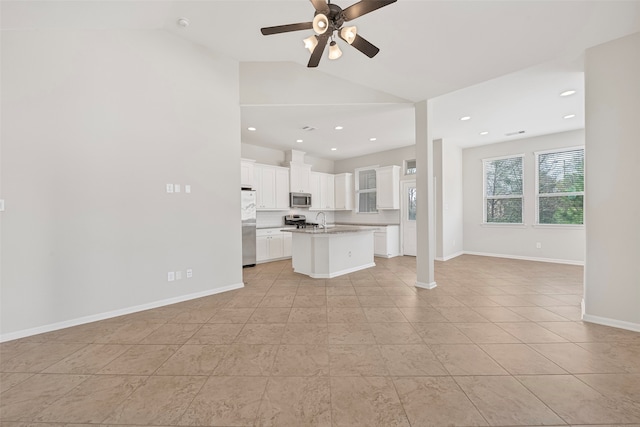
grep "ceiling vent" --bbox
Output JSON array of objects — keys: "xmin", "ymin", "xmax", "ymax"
[
  {"xmin": 505, "ymin": 130, "xmax": 525, "ymax": 136},
  {"xmin": 302, "ymin": 126, "xmax": 316, "ymax": 131}
]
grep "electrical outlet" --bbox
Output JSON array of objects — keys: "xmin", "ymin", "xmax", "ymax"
[
  {"xmin": 536, "ymin": 242, "xmax": 542, "ymax": 249},
  {"xmin": 176, "ymin": 271, "xmax": 182, "ymax": 280},
  {"xmin": 166, "ymin": 184, "xmax": 174, "ymax": 193},
  {"xmin": 186, "ymin": 269, "xmax": 193, "ymax": 278},
  {"xmin": 168, "ymin": 271, "xmax": 175, "ymax": 282},
  {"xmin": 175, "ymin": 184, "xmax": 181, "ymax": 193}
]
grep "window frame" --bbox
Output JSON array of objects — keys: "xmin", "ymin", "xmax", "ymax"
[
  {"xmin": 482, "ymin": 154, "xmax": 525, "ymax": 225},
  {"xmin": 534, "ymin": 146, "xmax": 585, "ymax": 227},
  {"xmin": 355, "ymin": 165, "xmax": 379, "ymax": 214}
]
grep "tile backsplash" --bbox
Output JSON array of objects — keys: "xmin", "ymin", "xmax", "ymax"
[{"xmin": 256, "ymin": 209, "xmax": 335, "ymax": 228}]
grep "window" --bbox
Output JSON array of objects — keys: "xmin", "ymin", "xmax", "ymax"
[
  {"xmin": 356, "ymin": 167, "xmax": 377, "ymax": 213},
  {"xmin": 483, "ymin": 155, "xmax": 524, "ymax": 223},
  {"xmin": 405, "ymin": 159, "xmax": 416, "ymax": 175},
  {"xmin": 536, "ymin": 147, "xmax": 584, "ymax": 225}
]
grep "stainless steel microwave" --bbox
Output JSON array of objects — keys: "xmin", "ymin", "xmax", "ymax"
[{"xmin": 290, "ymin": 192, "xmax": 312, "ymax": 208}]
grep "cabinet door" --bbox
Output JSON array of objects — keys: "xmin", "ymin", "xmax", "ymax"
[
  {"xmin": 326, "ymin": 174, "xmax": 335, "ymax": 210},
  {"xmin": 309, "ymin": 172, "xmax": 321, "ymax": 210},
  {"xmin": 290, "ymin": 163, "xmax": 312, "ymax": 193},
  {"xmin": 275, "ymin": 168, "xmax": 290, "ymax": 209},
  {"xmin": 268, "ymin": 235, "xmax": 284, "ymax": 259},
  {"xmin": 240, "ymin": 160, "xmax": 254, "ymax": 189},
  {"xmin": 334, "ymin": 173, "xmax": 353, "ymax": 210},
  {"xmin": 254, "ymin": 165, "xmax": 264, "ymax": 208},
  {"xmin": 374, "ymin": 232, "xmax": 387, "ymax": 257},
  {"xmin": 375, "ymin": 166, "xmax": 400, "ymax": 210},
  {"xmin": 256, "ymin": 235, "xmax": 269, "ymax": 262},
  {"xmin": 260, "ymin": 166, "xmax": 277, "ymax": 209}
]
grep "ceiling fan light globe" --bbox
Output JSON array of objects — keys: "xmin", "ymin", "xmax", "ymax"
[
  {"xmin": 303, "ymin": 35, "xmax": 319, "ymax": 53},
  {"xmin": 312, "ymin": 14, "xmax": 329, "ymax": 34},
  {"xmin": 328, "ymin": 41, "xmax": 343, "ymax": 60},
  {"xmin": 340, "ymin": 26, "xmax": 357, "ymax": 44}
]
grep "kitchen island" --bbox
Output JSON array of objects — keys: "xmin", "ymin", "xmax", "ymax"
[{"xmin": 282, "ymin": 226, "xmax": 377, "ymax": 278}]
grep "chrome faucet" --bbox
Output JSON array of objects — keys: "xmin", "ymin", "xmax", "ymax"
[{"xmin": 315, "ymin": 211, "xmax": 326, "ymax": 229}]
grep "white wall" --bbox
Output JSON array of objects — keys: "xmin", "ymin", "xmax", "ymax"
[
  {"xmin": 1, "ymin": 29, "xmax": 242, "ymax": 340},
  {"xmin": 462, "ymin": 130, "xmax": 586, "ymax": 264},
  {"xmin": 333, "ymin": 145, "xmax": 416, "ymax": 225},
  {"xmin": 584, "ymin": 32, "xmax": 640, "ymax": 331},
  {"xmin": 435, "ymin": 141, "xmax": 464, "ymax": 260}
]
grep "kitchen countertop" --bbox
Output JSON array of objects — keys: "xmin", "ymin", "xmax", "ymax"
[
  {"xmin": 282, "ymin": 225, "xmax": 379, "ymax": 234},
  {"xmin": 333, "ymin": 222, "xmax": 400, "ymax": 227}
]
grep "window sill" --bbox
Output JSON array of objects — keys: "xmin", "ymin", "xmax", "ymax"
[
  {"xmin": 532, "ymin": 224, "xmax": 585, "ymax": 230},
  {"xmin": 480, "ymin": 223, "xmax": 527, "ymax": 228}
]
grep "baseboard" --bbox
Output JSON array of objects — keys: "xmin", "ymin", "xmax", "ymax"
[
  {"xmin": 435, "ymin": 251, "xmax": 464, "ymax": 262},
  {"xmin": 0, "ymin": 282, "xmax": 245, "ymax": 343},
  {"xmin": 299, "ymin": 262, "xmax": 377, "ymax": 279},
  {"xmin": 463, "ymin": 251, "xmax": 584, "ymax": 266},
  {"xmin": 582, "ymin": 313, "xmax": 640, "ymax": 333},
  {"xmin": 416, "ymin": 281, "xmax": 437, "ymax": 290}
]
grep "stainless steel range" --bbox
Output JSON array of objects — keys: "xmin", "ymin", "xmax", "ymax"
[{"xmin": 284, "ymin": 214, "xmax": 318, "ymax": 229}]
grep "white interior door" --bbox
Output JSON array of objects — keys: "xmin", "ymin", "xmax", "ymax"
[{"xmin": 401, "ymin": 180, "xmax": 417, "ymax": 256}]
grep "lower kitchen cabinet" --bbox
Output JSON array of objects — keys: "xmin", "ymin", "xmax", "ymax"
[
  {"xmin": 373, "ymin": 225, "xmax": 400, "ymax": 258},
  {"xmin": 256, "ymin": 228, "xmax": 292, "ymax": 263}
]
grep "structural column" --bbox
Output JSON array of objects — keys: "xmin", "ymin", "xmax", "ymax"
[{"xmin": 415, "ymin": 100, "xmax": 436, "ymax": 289}]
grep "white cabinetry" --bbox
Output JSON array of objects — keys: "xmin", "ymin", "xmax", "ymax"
[
  {"xmin": 375, "ymin": 165, "xmax": 400, "ymax": 210},
  {"xmin": 334, "ymin": 173, "xmax": 354, "ymax": 211},
  {"xmin": 310, "ymin": 172, "xmax": 335, "ymax": 210},
  {"xmin": 256, "ymin": 228, "xmax": 292, "ymax": 263},
  {"xmin": 374, "ymin": 225, "xmax": 400, "ymax": 258},
  {"xmin": 289, "ymin": 163, "xmax": 312, "ymax": 193},
  {"xmin": 254, "ymin": 164, "xmax": 289, "ymax": 210},
  {"xmin": 240, "ymin": 158, "xmax": 255, "ymax": 189}
]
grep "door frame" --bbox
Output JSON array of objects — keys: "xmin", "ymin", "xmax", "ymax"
[{"xmin": 400, "ymin": 179, "xmax": 416, "ymax": 256}]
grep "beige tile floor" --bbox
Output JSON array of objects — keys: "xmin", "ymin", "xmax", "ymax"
[{"xmin": 1, "ymin": 254, "xmax": 640, "ymax": 426}]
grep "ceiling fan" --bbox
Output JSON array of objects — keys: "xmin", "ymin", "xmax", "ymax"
[{"xmin": 260, "ymin": 0, "xmax": 397, "ymax": 68}]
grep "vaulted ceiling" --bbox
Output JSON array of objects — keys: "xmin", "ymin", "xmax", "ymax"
[{"xmin": 3, "ymin": 0, "xmax": 639, "ymax": 159}]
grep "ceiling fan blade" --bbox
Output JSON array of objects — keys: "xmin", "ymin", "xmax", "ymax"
[
  {"xmin": 341, "ymin": 33, "xmax": 380, "ymax": 58},
  {"xmin": 308, "ymin": 33, "xmax": 330, "ymax": 67},
  {"xmin": 342, "ymin": 0, "xmax": 397, "ymax": 21},
  {"xmin": 309, "ymin": 0, "xmax": 330, "ymax": 14},
  {"xmin": 261, "ymin": 22, "xmax": 313, "ymax": 35}
]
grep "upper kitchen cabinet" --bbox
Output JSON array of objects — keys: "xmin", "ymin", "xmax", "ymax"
[
  {"xmin": 254, "ymin": 163, "xmax": 289, "ymax": 210},
  {"xmin": 289, "ymin": 163, "xmax": 312, "ymax": 194},
  {"xmin": 375, "ymin": 165, "xmax": 400, "ymax": 210},
  {"xmin": 310, "ymin": 171, "xmax": 335, "ymax": 211},
  {"xmin": 240, "ymin": 158, "xmax": 255, "ymax": 189},
  {"xmin": 334, "ymin": 173, "xmax": 354, "ymax": 211}
]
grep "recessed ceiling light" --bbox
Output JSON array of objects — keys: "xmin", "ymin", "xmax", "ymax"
[
  {"xmin": 479, "ymin": 131, "xmax": 489, "ymax": 136},
  {"xmin": 563, "ymin": 114, "xmax": 576, "ymax": 119},
  {"xmin": 331, "ymin": 148, "xmax": 337, "ymax": 151},
  {"xmin": 247, "ymin": 127, "xmax": 256, "ymax": 131},
  {"xmin": 460, "ymin": 116, "xmax": 471, "ymax": 121},
  {"xmin": 296, "ymin": 139, "xmax": 303, "ymax": 143},
  {"xmin": 369, "ymin": 137, "xmax": 377, "ymax": 141},
  {"xmin": 560, "ymin": 90, "xmax": 576, "ymax": 97},
  {"xmin": 335, "ymin": 126, "xmax": 344, "ymax": 130},
  {"xmin": 177, "ymin": 17, "xmax": 190, "ymax": 28}
]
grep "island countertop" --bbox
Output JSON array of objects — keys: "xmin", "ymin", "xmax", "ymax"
[{"xmin": 282, "ymin": 225, "xmax": 378, "ymax": 235}]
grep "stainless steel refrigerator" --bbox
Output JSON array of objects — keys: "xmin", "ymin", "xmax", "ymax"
[{"xmin": 241, "ymin": 189, "xmax": 257, "ymax": 267}]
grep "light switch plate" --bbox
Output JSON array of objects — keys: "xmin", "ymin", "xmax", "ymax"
[
  {"xmin": 166, "ymin": 184, "xmax": 174, "ymax": 193},
  {"xmin": 186, "ymin": 269, "xmax": 193, "ymax": 278},
  {"xmin": 0, "ymin": 199, "xmax": 4, "ymax": 212},
  {"xmin": 175, "ymin": 184, "xmax": 181, "ymax": 193},
  {"xmin": 176, "ymin": 271, "xmax": 182, "ymax": 280},
  {"xmin": 185, "ymin": 185, "xmax": 191, "ymax": 194},
  {"xmin": 168, "ymin": 271, "xmax": 175, "ymax": 281}
]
